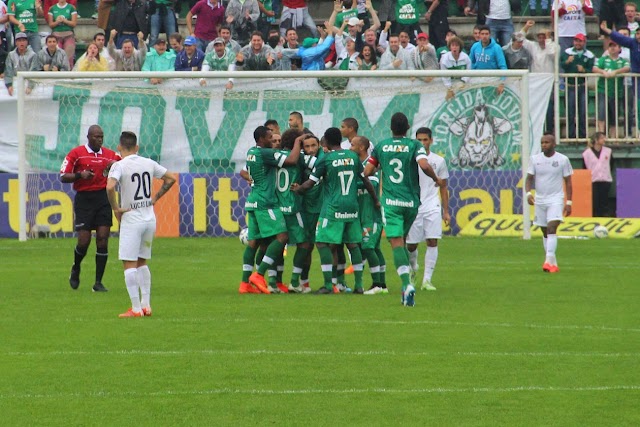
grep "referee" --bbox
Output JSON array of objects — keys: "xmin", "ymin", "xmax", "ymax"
[{"xmin": 60, "ymin": 125, "xmax": 120, "ymax": 291}]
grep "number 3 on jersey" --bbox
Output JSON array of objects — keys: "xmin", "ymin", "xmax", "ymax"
[
  {"xmin": 338, "ymin": 170, "xmax": 354, "ymax": 195},
  {"xmin": 389, "ymin": 159, "xmax": 403, "ymax": 184}
]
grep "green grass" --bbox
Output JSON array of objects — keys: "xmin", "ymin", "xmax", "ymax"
[{"xmin": 1, "ymin": 237, "xmax": 639, "ymax": 426}]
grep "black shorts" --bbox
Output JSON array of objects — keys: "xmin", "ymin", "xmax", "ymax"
[{"xmin": 74, "ymin": 190, "xmax": 112, "ymax": 231}]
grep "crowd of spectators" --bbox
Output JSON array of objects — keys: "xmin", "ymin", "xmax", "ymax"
[{"xmin": 2, "ymin": 0, "xmax": 640, "ymax": 140}]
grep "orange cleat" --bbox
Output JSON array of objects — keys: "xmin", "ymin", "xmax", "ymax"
[
  {"xmin": 345, "ymin": 264, "xmax": 354, "ymax": 275},
  {"xmin": 276, "ymin": 283, "xmax": 289, "ymax": 293},
  {"xmin": 119, "ymin": 308, "xmax": 143, "ymax": 318},
  {"xmin": 548, "ymin": 265, "xmax": 560, "ymax": 273},
  {"xmin": 249, "ymin": 272, "xmax": 270, "ymax": 294},
  {"xmin": 142, "ymin": 306, "xmax": 152, "ymax": 317},
  {"xmin": 239, "ymin": 282, "xmax": 259, "ymax": 294},
  {"xmin": 332, "ymin": 284, "xmax": 340, "ymax": 294},
  {"xmin": 542, "ymin": 262, "xmax": 552, "ymax": 272}
]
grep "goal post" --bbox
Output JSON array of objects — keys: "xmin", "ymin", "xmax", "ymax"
[{"xmin": 14, "ymin": 69, "xmax": 542, "ymax": 241}]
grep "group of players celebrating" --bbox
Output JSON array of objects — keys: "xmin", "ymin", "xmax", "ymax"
[{"xmin": 240, "ymin": 112, "xmax": 449, "ymax": 307}]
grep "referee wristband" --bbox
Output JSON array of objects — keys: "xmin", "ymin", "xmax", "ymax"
[
  {"xmin": 75, "ymin": 172, "xmax": 81, "ymax": 180},
  {"xmin": 566, "ymin": 200, "xmax": 573, "ymax": 206}
]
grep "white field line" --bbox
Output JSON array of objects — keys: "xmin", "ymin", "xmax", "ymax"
[
  {"xmin": 3, "ymin": 349, "xmax": 639, "ymax": 358},
  {"xmin": 42, "ymin": 317, "xmax": 640, "ymax": 333},
  {"xmin": 2, "ymin": 385, "xmax": 640, "ymax": 400}
]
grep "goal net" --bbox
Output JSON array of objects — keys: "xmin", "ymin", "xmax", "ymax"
[{"xmin": 13, "ymin": 70, "xmax": 549, "ymax": 241}]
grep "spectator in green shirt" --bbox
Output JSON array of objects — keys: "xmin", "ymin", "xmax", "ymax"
[
  {"xmin": 593, "ymin": 40, "xmax": 630, "ymax": 137},
  {"xmin": 8, "ymin": 0, "xmax": 43, "ymax": 51},
  {"xmin": 560, "ymin": 33, "xmax": 594, "ymax": 139}
]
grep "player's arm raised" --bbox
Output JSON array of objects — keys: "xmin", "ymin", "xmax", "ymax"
[{"xmin": 152, "ymin": 172, "xmax": 178, "ymax": 205}]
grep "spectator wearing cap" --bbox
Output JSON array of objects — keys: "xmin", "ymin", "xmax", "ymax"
[
  {"xmin": 76, "ymin": 42, "xmax": 109, "ymax": 71},
  {"xmin": 142, "ymin": 37, "xmax": 177, "ymax": 84},
  {"xmin": 424, "ymin": 0, "xmax": 450, "ymax": 50},
  {"xmin": 175, "ymin": 35, "xmax": 205, "ymax": 71},
  {"xmin": 107, "ymin": 0, "xmax": 148, "ymax": 49},
  {"xmin": 7, "ymin": 0, "xmax": 43, "ymax": 52},
  {"xmin": 4, "ymin": 32, "xmax": 37, "ymax": 96},
  {"xmin": 187, "ymin": 0, "xmax": 225, "ymax": 53},
  {"xmin": 560, "ymin": 32, "xmax": 594, "ymax": 139},
  {"xmin": 201, "ymin": 37, "xmax": 236, "ymax": 89},
  {"xmin": 520, "ymin": 20, "xmax": 558, "ymax": 134},
  {"xmin": 552, "ymin": 0, "xmax": 593, "ymax": 52},
  {"xmin": 502, "ymin": 32, "xmax": 532, "ymax": 69},
  {"xmin": 225, "ymin": 0, "xmax": 259, "ymax": 46},
  {"xmin": 339, "ymin": 0, "xmax": 380, "ymax": 52},
  {"xmin": 279, "ymin": 0, "xmax": 319, "ymax": 39},
  {"xmin": 108, "ymin": 29, "xmax": 146, "ymax": 71},
  {"xmin": 281, "ymin": 20, "xmax": 336, "ymax": 70},
  {"xmin": 380, "ymin": 33, "xmax": 415, "ymax": 70},
  {"xmin": 33, "ymin": 33, "xmax": 70, "ymax": 72},
  {"xmin": 410, "ymin": 32, "xmax": 438, "ymax": 71},
  {"xmin": 593, "ymin": 40, "xmax": 629, "ymax": 137}
]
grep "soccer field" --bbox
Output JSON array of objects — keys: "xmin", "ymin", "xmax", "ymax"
[{"xmin": 1, "ymin": 236, "xmax": 639, "ymax": 425}]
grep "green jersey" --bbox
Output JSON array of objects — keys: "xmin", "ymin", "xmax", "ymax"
[
  {"xmin": 336, "ymin": 8, "xmax": 358, "ymax": 28},
  {"xmin": 259, "ymin": 0, "xmax": 275, "ymax": 23},
  {"xmin": 596, "ymin": 55, "xmax": 629, "ymax": 97},
  {"xmin": 204, "ymin": 49, "xmax": 235, "ymax": 71},
  {"xmin": 48, "ymin": 3, "xmax": 77, "ymax": 33},
  {"xmin": 8, "ymin": 0, "xmax": 38, "ymax": 32},
  {"xmin": 276, "ymin": 150, "xmax": 305, "ymax": 215},
  {"xmin": 311, "ymin": 149, "xmax": 362, "ymax": 222},
  {"xmin": 245, "ymin": 146, "xmax": 286, "ymax": 211},
  {"xmin": 370, "ymin": 136, "xmax": 427, "ymax": 209},
  {"xmin": 396, "ymin": 0, "xmax": 422, "ymax": 25},
  {"xmin": 302, "ymin": 152, "xmax": 323, "ymax": 214},
  {"xmin": 357, "ymin": 158, "xmax": 381, "ymax": 226}
]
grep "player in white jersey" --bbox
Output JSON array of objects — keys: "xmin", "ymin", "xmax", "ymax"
[
  {"xmin": 106, "ymin": 131, "xmax": 177, "ymax": 317},
  {"xmin": 525, "ymin": 133, "xmax": 573, "ymax": 273},
  {"xmin": 406, "ymin": 128, "xmax": 450, "ymax": 290}
]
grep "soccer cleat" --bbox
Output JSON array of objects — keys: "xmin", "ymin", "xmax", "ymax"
[
  {"xmin": 118, "ymin": 308, "xmax": 143, "ymax": 318},
  {"xmin": 548, "ymin": 264, "xmax": 560, "ymax": 273},
  {"xmin": 300, "ymin": 283, "xmax": 312, "ymax": 294},
  {"xmin": 335, "ymin": 283, "xmax": 352, "ymax": 293},
  {"xmin": 288, "ymin": 284, "xmax": 304, "ymax": 293},
  {"xmin": 142, "ymin": 306, "xmax": 152, "ymax": 317},
  {"xmin": 276, "ymin": 283, "xmax": 289, "ymax": 293},
  {"xmin": 421, "ymin": 279, "xmax": 437, "ymax": 291},
  {"xmin": 268, "ymin": 285, "xmax": 281, "ymax": 294},
  {"xmin": 344, "ymin": 264, "xmax": 354, "ymax": 274},
  {"xmin": 239, "ymin": 282, "xmax": 259, "ymax": 294},
  {"xmin": 353, "ymin": 287, "xmax": 364, "ymax": 294},
  {"xmin": 315, "ymin": 287, "xmax": 333, "ymax": 294},
  {"xmin": 542, "ymin": 262, "xmax": 552, "ymax": 272},
  {"xmin": 364, "ymin": 286, "xmax": 388, "ymax": 295},
  {"xmin": 92, "ymin": 282, "xmax": 108, "ymax": 292},
  {"xmin": 69, "ymin": 265, "xmax": 80, "ymax": 290},
  {"xmin": 403, "ymin": 285, "xmax": 416, "ymax": 307},
  {"xmin": 332, "ymin": 284, "xmax": 340, "ymax": 294},
  {"xmin": 249, "ymin": 272, "xmax": 270, "ymax": 294}
]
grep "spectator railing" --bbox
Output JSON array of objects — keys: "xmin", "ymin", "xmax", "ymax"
[{"xmin": 558, "ymin": 72, "xmax": 639, "ymax": 145}]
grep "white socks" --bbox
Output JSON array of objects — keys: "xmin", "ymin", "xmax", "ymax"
[
  {"xmin": 408, "ymin": 248, "xmax": 418, "ymax": 271},
  {"xmin": 545, "ymin": 234, "xmax": 558, "ymax": 265},
  {"xmin": 137, "ymin": 265, "xmax": 151, "ymax": 309},
  {"xmin": 423, "ymin": 246, "xmax": 438, "ymax": 282},
  {"xmin": 124, "ymin": 268, "xmax": 142, "ymax": 313}
]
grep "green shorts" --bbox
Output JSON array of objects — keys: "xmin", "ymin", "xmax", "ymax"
[
  {"xmin": 381, "ymin": 205, "xmax": 418, "ymax": 239},
  {"xmin": 247, "ymin": 208, "xmax": 287, "ymax": 241},
  {"xmin": 302, "ymin": 212, "xmax": 320, "ymax": 243},
  {"xmin": 362, "ymin": 222, "xmax": 383, "ymax": 250},
  {"xmin": 315, "ymin": 217, "xmax": 363, "ymax": 245},
  {"xmin": 285, "ymin": 213, "xmax": 307, "ymax": 245}
]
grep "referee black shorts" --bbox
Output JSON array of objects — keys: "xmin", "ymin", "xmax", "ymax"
[{"xmin": 74, "ymin": 190, "xmax": 112, "ymax": 231}]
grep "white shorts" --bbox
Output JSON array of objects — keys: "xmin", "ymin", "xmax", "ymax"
[
  {"xmin": 533, "ymin": 203, "xmax": 564, "ymax": 227},
  {"xmin": 406, "ymin": 210, "xmax": 442, "ymax": 244},
  {"xmin": 118, "ymin": 220, "xmax": 156, "ymax": 261}
]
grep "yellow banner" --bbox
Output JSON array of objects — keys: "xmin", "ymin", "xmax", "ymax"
[{"xmin": 460, "ymin": 214, "xmax": 640, "ymax": 239}]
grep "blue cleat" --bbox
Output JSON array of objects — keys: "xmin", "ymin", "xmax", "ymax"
[{"xmin": 403, "ymin": 285, "xmax": 416, "ymax": 307}]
